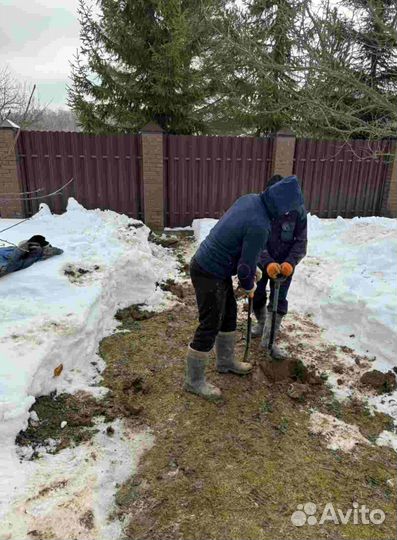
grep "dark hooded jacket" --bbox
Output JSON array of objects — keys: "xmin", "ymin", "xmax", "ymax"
[
  {"xmin": 193, "ymin": 176, "xmax": 305, "ymax": 291},
  {"xmin": 259, "ymin": 176, "xmax": 307, "ymax": 269}
]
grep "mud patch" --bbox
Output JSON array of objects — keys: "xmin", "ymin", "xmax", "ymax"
[
  {"xmin": 159, "ymin": 279, "xmax": 186, "ymax": 299},
  {"xmin": 16, "ymin": 391, "xmax": 107, "ymax": 459},
  {"xmin": 360, "ymin": 369, "xmax": 397, "ymax": 394},
  {"xmin": 115, "ymin": 304, "xmax": 156, "ymax": 329},
  {"xmin": 64, "ymin": 264, "xmax": 101, "ymax": 284},
  {"xmin": 258, "ymin": 356, "xmax": 324, "ymax": 386},
  {"xmin": 149, "ymin": 232, "xmax": 179, "ymax": 248}
]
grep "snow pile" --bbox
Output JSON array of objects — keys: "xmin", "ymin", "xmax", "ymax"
[
  {"xmin": 192, "ymin": 218, "xmax": 217, "ymax": 244},
  {"xmin": 291, "ymin": 216, "xmax": 397, "ymax": 369},
  {"xmin": 192, "ymin": 215, "xmax": 397, "ymax": 369},
  {"xmin": 0, "ymin": 419, "xmax": 154, "ymax": 540},
  {"xmin": 0, "ymin": 199, "xmax": 177, "ymax": 515}
]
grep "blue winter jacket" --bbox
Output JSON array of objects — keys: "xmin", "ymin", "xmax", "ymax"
[
  {"xmin": 194, "ymin": 176, "xmax": 305, "ymax": 291},
  {"xmin": 0, "ymin": 246, "xmax": 42, "ymax": 277},
  {"xmin": 0, "ymin": 245, "xmax": 63, "ymax": 277}
]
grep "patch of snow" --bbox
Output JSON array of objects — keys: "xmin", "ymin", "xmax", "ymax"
[
  {"xmin": 192, "ymin": 218, "xmax": 218, "ymax": 244},
  {"xmin": 0, "ymin": 419, "xmax": 154, "ymax": 540},
  {"xmin": 376, "ymin": 430, "xmax": 397, "ymax": 452},
  {"xmin": 0, "ymin": 200, "xmax": 178, "ymax": 517},
  {"xmin": 309, "ymin": 411, "xmax": 370, "ymax": 452},
  {"xmin": 29, "ymin": 410, "xmax": 39, "ymax": 423},
  {"xmin": 164, "ymin": 226, "xmax": 193, "ymax": 232}
]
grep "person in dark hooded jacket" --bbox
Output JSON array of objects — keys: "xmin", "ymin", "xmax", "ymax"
[
  {"xmin": 185, "ymin": 175, "xmax": 305, "ymax": 400},
  {"xmin": 251, "ymin": 175, "xmax": 307, "ymax": 356}
]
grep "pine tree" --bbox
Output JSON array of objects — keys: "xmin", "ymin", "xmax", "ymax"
[
  {"xmin": 235, "ymin": 0, "xmax": 305, "ymax": 135},
  {"xmin": 347, "ymin": 0, "xmax": 397, "ymax": 129},
  {"xmin": 68, "ymin": 0, "xmax": 228, "ymax": 134},
  {"xmin": 295, "ymin": 3, "xmax": 361, "ymax": 138},
  {"xmin": 349, "ymin": 0, "xmax": 397, "ymax": 91},
  {"xmin": 279, "ymin": 0, "xmax": 397, "ymax": 138}
]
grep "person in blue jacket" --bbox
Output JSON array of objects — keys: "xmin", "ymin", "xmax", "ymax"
[
  {"xmin": 0, "ymin": 235, "xmax": 63, "ymax": 278},
  {"xmin": 251, "ymin": 175, "xmax": 307, "ymax": 357},
  {"xmin": 185, "ymin": 175, "xmax": 305, "ymax": 400}
]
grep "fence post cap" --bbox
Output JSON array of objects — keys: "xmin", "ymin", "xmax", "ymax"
[
  {"xmin": 0, "ymin": 119, "xmax": 20, "ymax": 131},
  {"xmin": 140, "ymin": 121, "xmax": 164, "ymax": 134},
  {"xmin": 275, "ymin": 128, "xmax": 295, "ymax": 138}
]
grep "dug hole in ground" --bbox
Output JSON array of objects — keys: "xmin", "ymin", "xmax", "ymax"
[{"xmin": 0, "ymin": 202, "xmax": 396, "ymax": 540}]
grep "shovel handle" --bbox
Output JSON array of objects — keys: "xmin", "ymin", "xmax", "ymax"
[
  {"xmin": 268, "ymin": 275, "xmax": 286, "ymax": 351},
  {"xmin": 243, "ymin": 295, "xmax": 254, "ymax": 363}
]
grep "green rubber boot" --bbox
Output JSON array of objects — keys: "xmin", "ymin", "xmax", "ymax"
[
  {"xmin": 184, "ymin": 346, "xmax": 222, "ymax": 400},
  {"xmin": 216, "ymin": 331, "xmax": 252, "ymax": 374}
]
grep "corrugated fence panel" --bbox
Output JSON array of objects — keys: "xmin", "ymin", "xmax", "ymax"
[
  {"xmin": 293, "ymin": 138, "xmax": 393, "ymax": 217},
  {"xmin": 17, "ymin": 131, "xmax": 143, "ymax": 219},
  {"xmin": 164, "ymin": 134, "xmax": 274, "ymax": 227}
]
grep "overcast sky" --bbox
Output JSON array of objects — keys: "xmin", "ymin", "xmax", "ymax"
[
  {"xmin": 0, "ymin": 0, "xmax": 80, "ymax": 109},
  {"xmin": 0, "ymin": 0, "xmax": 340, "ymax": 111}
]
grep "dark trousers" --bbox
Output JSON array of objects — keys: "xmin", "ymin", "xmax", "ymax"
[
  {"xmin": 190, "ymin": 258, "xmax": 237, "ymax": 352},
  {"xmin": 253, "ymin": 274, "xmax": 292, "ymax": 318}
]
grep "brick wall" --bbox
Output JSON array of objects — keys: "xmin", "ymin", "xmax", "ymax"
[
  {"xmin": 141, "ymin": 123, "xmax": 164, "ymax": 230},
  {"xmin": 0, "ymin": 124, "xmax": 24, "ymax": 218},
  {"xmin": 388, "ymin": 175, "xmax": 397, "ymax": 217},
  {"xmin": 272, "ymin": 130, "xmax": 296, "ymax": 178},
  {"xmin": 382, "ymin": 143, "xmax": 397, "ymax": 218}
]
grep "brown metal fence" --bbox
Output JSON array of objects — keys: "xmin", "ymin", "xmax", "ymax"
[
  {"xmin": 14, "ymin": 130, "xmax": 395, "ymax": 226},
  {"xmin": 17, "ymin": 131, "xmax": 143, "ymax": 219},
  {"xmin": 164, "ymin": 134, "xmax": 274, "ymax": 227},
  {"xmin": 293, "ymin": 138, "xmax": 394, "ymax": 217}
]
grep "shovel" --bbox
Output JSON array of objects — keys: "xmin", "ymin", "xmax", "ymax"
[
  {"xmin": 243, "ymin": 291, "xmax": 254, "ymax": 363},
  {"xmin": 267, "ymin": 275, "xmax": 286, "ymax": 360}
]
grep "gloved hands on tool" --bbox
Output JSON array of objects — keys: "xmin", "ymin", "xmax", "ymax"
[
  {"xmin": 244, "ymin": 265, "xmax": 262, "ymax": 296},
  {"xmin": 266, "ymin": 261, "xmax": 294, "ymax": 279},
  {"xmin": 244, "ymin": 281, "xmax": 257, "ymax": 296},
  {"xmin": 266, "ymin": 262, "xmax": 281, "ymax": 279},
  {"xmin": 280, "ymin": 262, "xmax": 294, "ymax": 277}
]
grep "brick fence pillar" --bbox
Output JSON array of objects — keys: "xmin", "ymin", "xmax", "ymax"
[
  {"xmin": 381, "ymin": 142, "xmax": 397, "ymax": 218},
  {"xmin": 0, "ymin": 120, "xmax": 24, "ymax": 218},
  {"xmin": 141, "ymin": 122, "xmax": 164, "ymax": 231},
  {"xmin": 271, "ymin": 129, "xmax": 296, "ymax": 178}
]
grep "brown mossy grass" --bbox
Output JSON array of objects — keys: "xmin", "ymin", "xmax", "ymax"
[{"xmin": 99, "ymin": 284, "xmax": 397, "ymax": 540}]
